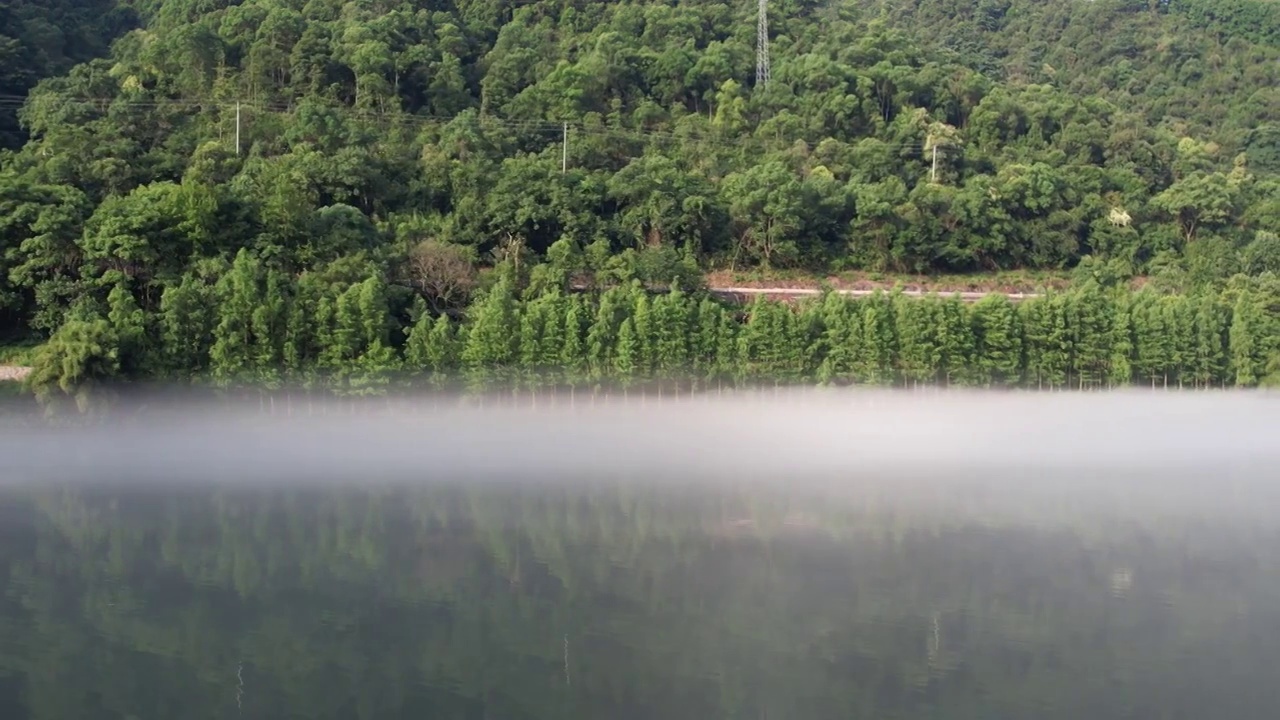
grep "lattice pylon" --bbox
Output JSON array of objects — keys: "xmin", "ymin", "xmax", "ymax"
[{"xmin": 756, "ymin": 0, "xmax": 771, "ymax": 87}]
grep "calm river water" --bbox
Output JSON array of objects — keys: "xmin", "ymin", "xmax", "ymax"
[
  {"xmin": 0, "ymin": 475, "xmax": 1278, "ymax": 719},
  {"xmin": 0, "ymin": 392, "xmax": 1277, "ymax": 718}
]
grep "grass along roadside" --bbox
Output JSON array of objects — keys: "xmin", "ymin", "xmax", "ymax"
[{"xmin": 0, "ymin": 339, "xmax": 41, "ymax": 366}]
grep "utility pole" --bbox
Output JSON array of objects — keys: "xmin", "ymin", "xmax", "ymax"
[
  {"xmin": 931, "ymin": 144, "xmax": 938, "ymax": 183},
  {"xmin": 235, "ymin": 102, "xmax": 241, "ymax": 156},
  {"xmin": 756, "ymin": 0, "xmax": 771, "ymax": 88},
  {"xmin": 562, "ymin": 121, "xmax": 568, "ymax": 173}
]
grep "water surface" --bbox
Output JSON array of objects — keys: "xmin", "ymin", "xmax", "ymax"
[{"xmin": 0, "ymin": 392, "xmax": 1277, "ymax": 718}]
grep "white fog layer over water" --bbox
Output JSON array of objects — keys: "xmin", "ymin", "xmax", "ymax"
[{"xmin": 0, "ymin": 391, "xmax": 1275, "ymax": 498}]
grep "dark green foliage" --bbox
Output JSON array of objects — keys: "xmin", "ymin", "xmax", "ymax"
[
  {"xmin": 0, "ymin": 0, "xmax": 136, "ymax": 148},
  {"xmin": 938, "ymin": 295, "xmax": 978, "ymax": 386},
  {"xmin": 2, "ymin": 0, "xmax": 1279, "ymax": 401},
  {"xmin": 1227, "ymin": 284, "xmax": 1275, "ymax": 387},
  {"xmin": 894, "ymin": 295, "xmax": 941, "ymax": 387},
  {"xmin": 26, "ymin": 313, "xmax": 120, "ymax": 410},
  {"xmin": 816, "ymin": 292, "xmax": 857, "ymax": 385},
  {"xmin": 462, "ymin": 275, "xmax": 520, "ymax": 385},
  {"xmin": 173, "ymin": 278, "xmax": 1277, "ymax": 393},
  {"xmin": 855, "ymin": 294, "xmax": 898, "ymax": 385},
  {"xmin": 1021, "ymin": 294, "xmax": 1070, "ymax": 389},
  {"xmin": 970, "ymin": 294, "xmax": 1022, "ymax": 386},
  {"xmin": 27, "ymin": 265, "xmax": 1280, "ymax": 402},
  {"xmin": 888, "ymin": 0, "xmax": 1280, "ymax": 152},
  {"xmin": 1065, "ymin": 286, "xmax": 1113, "ymax": 390},
  {"xmin": 1170, "ymin": 0, "xmax": 1280, "ymax": 47}
]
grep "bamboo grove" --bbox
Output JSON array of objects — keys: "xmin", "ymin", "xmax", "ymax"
[{"xmin": 27, "ymin": 253, "xmax": 1280, "ymax": 402}]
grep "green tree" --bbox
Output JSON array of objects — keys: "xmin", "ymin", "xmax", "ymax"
[
  {"xmin": 26, "ymin": 314, "xmax": 120, "ymax": 412},
  {"xmin": 614, "ymin": 317, "xmax": 639, "ymax": 386},
  {"xmin": 462, "ymin": 276, "xmax": 519, "ymax": 386},
  {"xmin": 895, "ymin": 294, "xmax": 941, "ymax": 387},
  {"xmin": 1229, "ymin": 289, "xmax": 1268, "ymax": 387},
  {"xmin": 969, "ymin": 294, "xmax": 1022, "ymax": 386}
]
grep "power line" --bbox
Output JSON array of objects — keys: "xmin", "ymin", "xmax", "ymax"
[
  {"xmin": 8, "ymin": 92, "xmax": 929, "ymax": 148},
  {"xmin": 4, "ymin": 92, "xmax": 941, "ymax": 171}
]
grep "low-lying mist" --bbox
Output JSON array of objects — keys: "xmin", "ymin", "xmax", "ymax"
[{"xmin": 1, "ymin": 389, "xmax": 1275, "ymax": 505}]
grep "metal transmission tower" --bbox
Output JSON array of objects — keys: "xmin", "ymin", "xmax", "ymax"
[{"xmin": 756, "ymin": 0, "xmax": 771, "ymax": 87}]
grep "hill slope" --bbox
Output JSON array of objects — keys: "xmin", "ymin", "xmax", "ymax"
[
  {"xmin": 880, "ymin": 0, "xmax": 1279, "ymax": 164},
  {"xmin": 0, "ymin": 0, "xmax": 1277, "ymax": 392}
]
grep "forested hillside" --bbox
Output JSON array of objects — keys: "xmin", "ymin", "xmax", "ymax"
[
  {"xmin": 0, "ymin": 0, "xmax": 136, "ymax": 147},
  {"xmin": 0, "ymin": 0, "xmax": 1278, "ymax": 398},
  {"xmin": 887, "ymin": 0, "xmax": 1280, "ymax": 154}
]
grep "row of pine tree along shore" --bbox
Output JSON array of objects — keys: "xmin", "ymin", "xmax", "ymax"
[{"xmin": 27, "ymin": 250, "xmax": 1280, "ymax": 402}]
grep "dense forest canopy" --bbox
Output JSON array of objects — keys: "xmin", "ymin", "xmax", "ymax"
[
  {"xmin": 0, "ymin": 0, "xmax": 137, "ymax": 146},
  {"xmin": 0, "ymin": 0, "xmax": 1278, "ymax": 397}
]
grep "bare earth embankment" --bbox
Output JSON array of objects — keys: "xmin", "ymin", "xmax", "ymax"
[
  {"xmin": 703, "ymin": 270, "xmax": 1079, "ymax": 303},
  {"xmin": 0, "ymin": 366, "xmax": 32, "ymax": 382}
]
